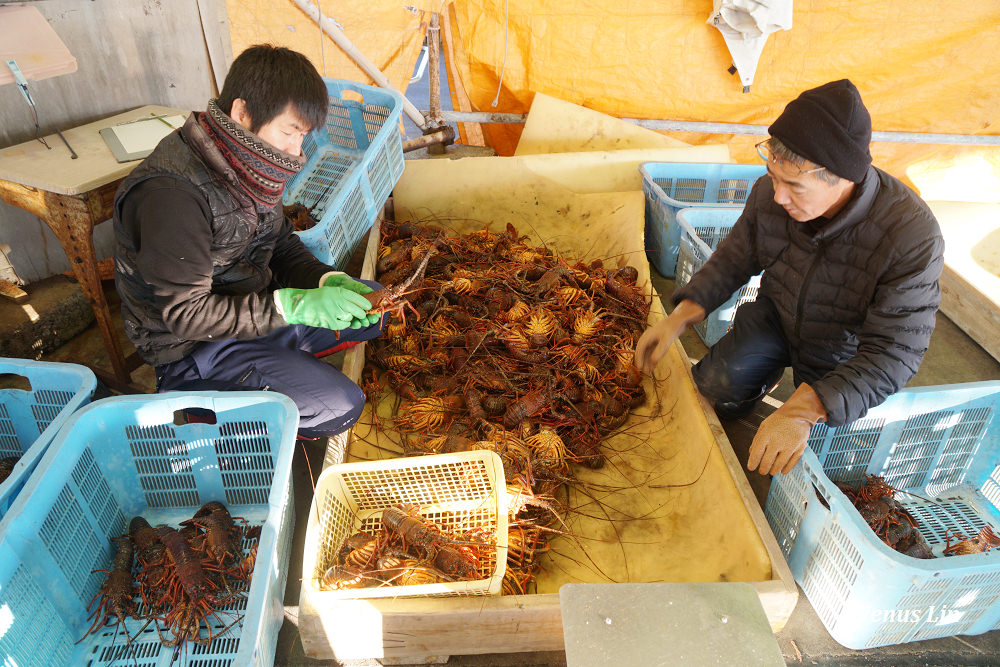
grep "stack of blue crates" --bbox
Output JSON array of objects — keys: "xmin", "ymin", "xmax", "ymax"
[
  {"xmin": 640, "ymin": 162, "xmax": 765, "ymax": 278},
  {"xmin": 673, "ymin": 208, "xmax": 761, "ymax": 346},
  {"xmin": 766, "ymin": 381, "xmax": 1000, "ymax": 649},
  {"xmin": 0, "ymin": 358, "xmax": 95, "ymax": 519},
  {"xmin": 284, "ymin": 79, "xmax": 405, "ymax": 269}
]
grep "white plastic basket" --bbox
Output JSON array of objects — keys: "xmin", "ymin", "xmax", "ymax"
[{"xmin": 302, "ymin": 451, "xmax": 508, "ymax": 599}]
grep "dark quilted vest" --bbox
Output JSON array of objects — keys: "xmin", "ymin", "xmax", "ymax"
[{"xmin": 113, "ymin": 130, "xmax": 284, "ymax": 365}]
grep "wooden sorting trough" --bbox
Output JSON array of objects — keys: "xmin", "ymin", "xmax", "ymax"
[{"xmin": 299, "ymin": 174, "xmax": 797, "ymax": 662}]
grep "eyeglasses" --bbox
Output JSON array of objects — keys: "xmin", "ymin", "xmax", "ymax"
[{"xmin": 756, "ymin": 140, "xmax": 826, "ymax": 177}]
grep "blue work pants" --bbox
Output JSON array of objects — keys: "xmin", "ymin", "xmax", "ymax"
[
  {"xmin": 157, "ymin": 283, "xmax": 384, "ymax": 438},
  {"xmin": 692, "ymin": 295, "xmax": 825, "ymax": 419}
]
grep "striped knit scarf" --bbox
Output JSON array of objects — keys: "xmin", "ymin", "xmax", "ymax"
[{"xmin": 196, "ymin": 99, "xmax": 305, "ymax": 207}]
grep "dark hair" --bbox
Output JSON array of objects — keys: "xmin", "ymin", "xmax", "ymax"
[
  {"xmin": 768, "ymin": 138, "xmax": 843, "ymax": 186},
  {"xmin": 218, "ymin": 44, "xmax": 328, "ymax": 133}
]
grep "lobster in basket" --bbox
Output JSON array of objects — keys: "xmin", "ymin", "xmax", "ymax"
[
  {"xmin": 943, "ymin": 525, "xmax": 1000, "ymax": 556},
  {"xmin": 381, "ymin": 503, "xmax": 482, "ymax": 580},
  {"xmin": 836, "ymin": 475, "xmax": 933, "ymax": 559},
  {"xmin": 0, "ymin": 456, "xmax": 20, "ymax": 484},
  {"xmin": 82, "ymin": 502, "xmax": 257, "ymax": 652},
  {"xmin": 318, "ymin": 503, "xmax": 489, "ymax": 591},
  {"xmin": 152, "ymin": 524, "xmax": 236, "ymax": 646},
  {"xmin": 180, "ymin": 500, "xmax": 246, "ymax": 567},
  {"xmin": 79, "ymin": 535, "xmax": 139, "ymax": 644}
]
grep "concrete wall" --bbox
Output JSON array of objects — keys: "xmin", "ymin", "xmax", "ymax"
[{"xmin": 0, "ymin": 0, "xmax": 231, "ymax": 283}]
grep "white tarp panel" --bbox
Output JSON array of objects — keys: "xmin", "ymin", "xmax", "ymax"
[{"xmin": 708, "ymin": 0, "xmax": 793, "ymax": 92}]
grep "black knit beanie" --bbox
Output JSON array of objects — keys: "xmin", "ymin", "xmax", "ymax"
[{"xmin": 768, "ymin": 79, "xmax": 872, "ymax": 183}]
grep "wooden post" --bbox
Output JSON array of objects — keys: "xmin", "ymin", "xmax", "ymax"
[
  {"xmin": 196, "ymin": 0, "xmax": 233, "ymax": 96},
  {"xmin": 441, "ymin": 3, "xmax": 485, "ymax": 146}
]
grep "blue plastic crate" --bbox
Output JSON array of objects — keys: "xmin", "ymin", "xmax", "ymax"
[
  {"xmin": 674, "ymin": 207, "xmax": 761, "ymax": 346},
  {"xmin": 0, "ymin": 391, "xmax": 298, "ymax": 666},
  {"xmin": 0, "ymin": 358, "xmax": 95, "ymax": 519},
  {"xmin": 284, "ymin": 79, "xmax": 405, "ymax": 269},
  {"xmin": 640, "ymin": 162, "xmax": 765, "ymax": 277},
  {"xmin": 765, "ymin": 381, "xmax": 1000, "ymax": 649}
]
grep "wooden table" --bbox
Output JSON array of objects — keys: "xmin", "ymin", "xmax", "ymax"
[{"xmin": 0, "ymin": 105, "xmax": 188, "ymax": 391}]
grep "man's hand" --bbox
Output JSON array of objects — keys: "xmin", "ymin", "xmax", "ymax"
[
  {"xmin": 321, "ymin": 273, "xmax": 374, "ymax": 296},
  {"xmin": 634, "ymin": 300, "xmax": 706, "ymax": 373},
  {"xmin": 319, "ymin": 274, "xmax": 381, "ymax": 328},
  {"xmin": 348, "ymin": 312, "xmax": 382, "ymax": 328},
  {"xmin": 748, "ymin": 383, "xmax": 827, "ymax": 475},
  {"xmin": 274, "ymin": 285, "xmax": 372, "ymax": 330}
]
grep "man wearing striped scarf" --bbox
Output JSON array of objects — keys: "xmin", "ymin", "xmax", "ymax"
[{"xmin": 114, "ymin": 45, "xmax": 382, "ymax": 439}]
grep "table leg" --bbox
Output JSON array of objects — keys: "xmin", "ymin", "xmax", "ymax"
[
  {"xmin": 43, "ymin": 188, "xmax": 132, "ymax": 385},
  {"xmin": 0, "ymin": 177, "xmax": 149, "ymax": 391}
]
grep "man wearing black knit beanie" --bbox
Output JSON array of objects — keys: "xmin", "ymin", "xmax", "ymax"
[
  {"xmin": 114, "ymin": 45, "xmax": 385, "ymax": 440},
  {"xmin": 637, "ymin": 79, "xmax": 944, "ymax": 476}
]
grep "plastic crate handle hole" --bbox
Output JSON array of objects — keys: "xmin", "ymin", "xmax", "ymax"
[
  {"xmin": 0, "ymin": 373, "xmax": 31, "ymax": 392},
  {"xmin": 173, "ymin": 407, "xmax": 218, "ymax": 426}
]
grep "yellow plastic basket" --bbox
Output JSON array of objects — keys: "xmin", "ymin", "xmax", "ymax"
[{"xmin": 302, "ymin": 451, "xmax": 508, "ymax": 599}]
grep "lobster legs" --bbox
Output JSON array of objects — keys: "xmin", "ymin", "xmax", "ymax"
[
  {"xmin": 79, "ymin": 536, "xmax": 139, "ymax": 643},
  {"xmin": 81, "ymin": 506, "xmax": 256, "ymax": 651}
]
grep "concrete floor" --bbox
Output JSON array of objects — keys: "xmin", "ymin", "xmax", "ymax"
[{"xmin": 5, "ymin": 247, "xmax": 1000, "ymax": 666}]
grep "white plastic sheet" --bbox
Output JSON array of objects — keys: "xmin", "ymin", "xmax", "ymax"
[{"xmin": 708, "ymin": 0, "xmax": 792, "ymax": 92}]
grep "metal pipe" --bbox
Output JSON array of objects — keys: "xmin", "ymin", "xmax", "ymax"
[
  {"xmin": 293, "ymin": 0, "xmax": 429, "ymax": 129},
  {"xmin": 437, "ymin": 110, "xmax": 526, "ymax": 125},
  {"xmin": 432, "ymin": 110, "xmax": 1000, "ymax": 146},
  {"xmin": 401, "ymin": 126, "xmax": 456, "ymax": 153}
]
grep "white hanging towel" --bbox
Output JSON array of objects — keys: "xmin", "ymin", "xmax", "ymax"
[{"xmin": 707, "ymin": 0, "xmax": 792, "ymax": 92}]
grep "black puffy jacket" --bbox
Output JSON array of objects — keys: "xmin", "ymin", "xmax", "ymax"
[{"xmin": 673, "ymin": 166, "xmax": 944, "ymax": 426}]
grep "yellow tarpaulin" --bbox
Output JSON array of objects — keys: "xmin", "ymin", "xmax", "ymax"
[
  {"xmin": 392, "ymin": 145, "xmax": 730, "ymax": 209},
  {"xmin": 226, "ymin": 0, "xmax": 428, "ymax": 97},
  {"xmin": 226, "ymin": 1, "xmax": 1000, "ymax": 197},
  {"xmin": 516, "ymin": 92, "xmax": 691, "ymax": 154},
  {"xmin": 447, "ymin": 0, "xmax": 1000, "ymax": 194}
]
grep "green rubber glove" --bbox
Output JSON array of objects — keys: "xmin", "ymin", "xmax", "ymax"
[
  {"xmin": 321, "ymin": 275, "xmax": 381, "ymax": 327},
  {"xmin": 344, "ymin": 312, "xmax": 383, "ymax": 328},
  {"xmin": 321, "ymin": 273, "xmax": 374, "ymax": 296},
  {"xmin": 274, "ymin": 286, "xmax": 372, "ymax": 330}
]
